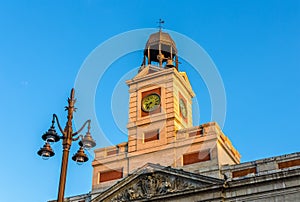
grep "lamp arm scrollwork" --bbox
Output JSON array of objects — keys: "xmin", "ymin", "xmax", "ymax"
[
  {"xmin": 72, "ymin": 134, "xmax": 83, "ymax": 142},
  {"xmin": 53, "ymin": 114, "xmax": 65, "ymax": 137},
  {"xmin": 72, "ymin": 119, "xmax": 91, "ymax": 137}
]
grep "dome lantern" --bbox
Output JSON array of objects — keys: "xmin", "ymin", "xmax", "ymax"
[{"xmin": 142, "ymin": 30, "xmax": 178, "ymax": 70}]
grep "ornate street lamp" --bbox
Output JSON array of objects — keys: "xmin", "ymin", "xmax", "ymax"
[{"xmin": 37, "ymin": 88, "xmax": 96, "ymax": 202}]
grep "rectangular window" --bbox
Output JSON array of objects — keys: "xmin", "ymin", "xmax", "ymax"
[
  {"xmin": 183, "ymin": 150, "xmax": 210, "ymax": 165},
  {"xmin": 144, "ymin": 130, "xmax": 159, "ymax": 142},
  {"xmin": 99, "ymin": 168, "xmax": 123, "ymax": 183},
  {"xmin": 278, "ymin": 159, "xmax": 300, "ymax": 169},
  {"xmin": 232, "ymin": 167, "xmax": 256, "ymax": 178},
  {"xmin": 189, "ymin": 129, "xmax": 203, "ymax": 137},
  {"xmin": 107, "ymin": 149, "xmax": 118, "ymax": 156}
]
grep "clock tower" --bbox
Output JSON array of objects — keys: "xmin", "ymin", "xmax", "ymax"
[
  {"xmin": 126, "ymin": 30, "xmax": 194, "ymax": 155},
  {"xmin": 92, "ymin": 30, "xmax": 240, "ymax": 191}
]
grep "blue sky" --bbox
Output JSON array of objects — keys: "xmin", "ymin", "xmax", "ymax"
[{"xmin": 0, "ymin": 1, "xmax": 299, "ymax": 201}]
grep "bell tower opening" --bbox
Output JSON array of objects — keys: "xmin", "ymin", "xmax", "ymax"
[{"xmin": 140, "ymin": 30, "xmax": 179, "ymax": 71}]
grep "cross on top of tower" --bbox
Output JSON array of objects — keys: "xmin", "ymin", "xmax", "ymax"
[{"xmin": 157, "ymin": 19, "xmax": 165, "ymax": 31}]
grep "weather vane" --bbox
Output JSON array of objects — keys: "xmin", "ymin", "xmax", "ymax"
[{"xmin": 157, "ymin": 18, "xmax": 165, "ymax": 31}]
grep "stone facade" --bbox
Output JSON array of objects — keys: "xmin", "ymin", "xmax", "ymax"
[
  {"xmin": 54, "ymin": 152, "xmax": 300, "ymax": 202},
  {"xmin": 50, "ymin": 31, "xmax": 300, "ymax": 202},
  {"xmin": 92, "ymin": 119, "xmax": 240, "ymax": 191}
]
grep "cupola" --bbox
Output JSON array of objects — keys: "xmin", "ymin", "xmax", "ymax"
[{"xmin": 141, "ymin": 30, "xmax": 179, "ymax": 70}]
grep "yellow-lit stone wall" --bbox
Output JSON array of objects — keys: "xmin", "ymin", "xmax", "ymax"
[{"xmin": 92, "ymin": 66, "xmax": 240, "ymax": 190}]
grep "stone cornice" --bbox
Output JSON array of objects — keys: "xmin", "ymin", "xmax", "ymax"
[
  {"xmin": 226, "ymin": 166, "xmax": 300, "ymax": 187},
  {"xmin": 92, "ymin": 163, "xmax": 224, "ymax": 202},
  {"xmin": 126, "ymin": 66, "xmax": 195, "ymax": 97}
]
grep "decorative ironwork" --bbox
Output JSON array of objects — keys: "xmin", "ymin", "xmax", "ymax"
[
  {"xmin": 157, "ymin": 18, "xmax": 165, "ymax": 31},
  {"xmin": 37, "ymin": 88, "xmax": 96, "ymax": 202}
]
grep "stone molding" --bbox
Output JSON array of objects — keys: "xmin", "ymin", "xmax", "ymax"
[{"xmin": 92, "ymin": 163, "xmax": 223, "ymax": 202}]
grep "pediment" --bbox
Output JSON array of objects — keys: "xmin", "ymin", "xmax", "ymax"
[
  {"xmin": 134, "ymin": 65, "xmax": 163, "ymax": 79},
  {"xmin": 92, "ymin": 163, "xmax": 223, "ymax": 202},
  {"xmin": 178, "ymin": 71, "xmax": 193, "ymax": 95}
]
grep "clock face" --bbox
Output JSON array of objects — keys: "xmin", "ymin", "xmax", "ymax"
[
  {"xmin": 179, "ymin": 98, "xmax": 187, "ymax": 118},
  {"xmin": 141, "ymin": 93, "xmax": 161, "ymax": 112}
]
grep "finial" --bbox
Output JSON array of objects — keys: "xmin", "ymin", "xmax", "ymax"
[
  {"xmin": 70, "ymin": 88, "xmax": 75, "ymax": 100},
  {"xmin": 157, "ymin": 19, "xmax": 165, "ymax": 31}
]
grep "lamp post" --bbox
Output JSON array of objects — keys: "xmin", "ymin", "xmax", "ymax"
[{"xmin": 37, "ymin": 88, "xmax": 96, "ymax": 202}]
